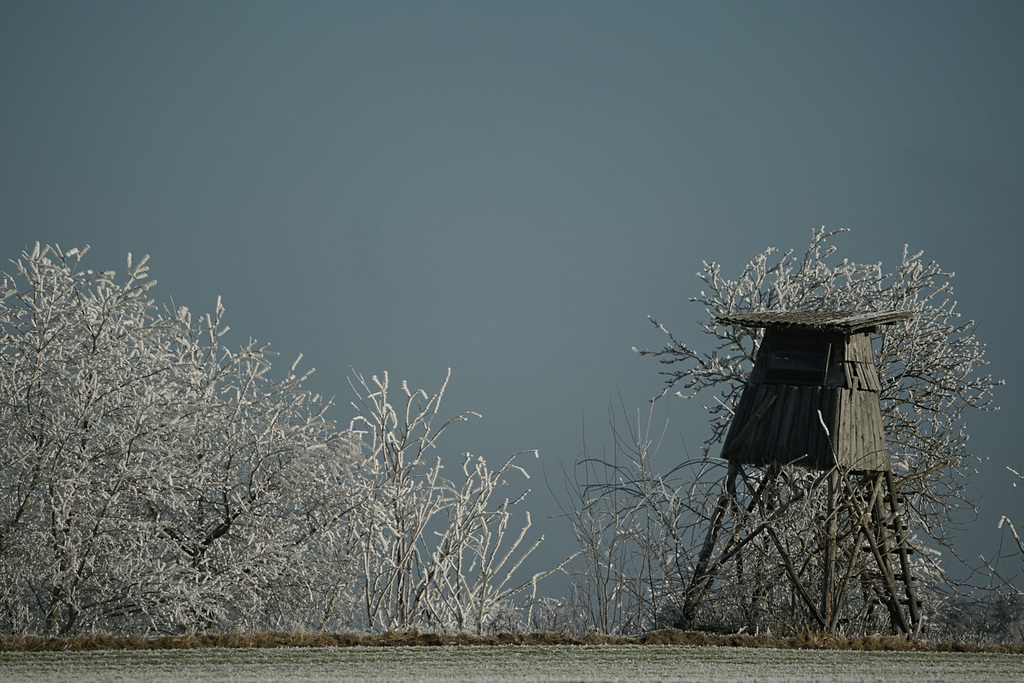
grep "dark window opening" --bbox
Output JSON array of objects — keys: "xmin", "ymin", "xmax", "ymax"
[{"xmin": 765, "ymin": 343, "xmax": 830, "ymax": 385}]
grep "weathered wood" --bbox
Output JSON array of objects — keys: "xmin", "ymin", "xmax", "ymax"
[
  {"xmin": 767, "ymin": 525, "xmax": 827, "ymax": 629},
  {"xmin": 680, "ymin": 462, "xmax": 740, "ymax": 626},
  {"xmin": 718, "ymin": 310, "xmax": 913, "ymax": 333},
  {"xmin": 822, "ymin": 469, "xmax": 839, "ymax": 627},
  {"xmin": 707, "ymin": 310, "xmax": 921, "ymax": 635},
  {"xmin": 841, "ymin": 472, "xmax": 912, "ymax": 634},
  {"xmin": 885, "ymin": 468, "xmax": 921, "ymax": 633},
  {"xmin": 734, "ymin": 393, "xmax": 777, "ymax": 451},
  {"xmin": 723, "ymin": 324, "xmax": 890, "ymax": 472}
]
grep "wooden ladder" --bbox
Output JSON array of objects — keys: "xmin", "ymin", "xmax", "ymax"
[{"xmin": 849, "ymin": 470, "xmax": 921, "ymax": 635}]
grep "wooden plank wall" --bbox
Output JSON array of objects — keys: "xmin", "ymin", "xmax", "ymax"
[{"xmin": 721, "ymin": 330, "xmax": 889, "ymax": 472}]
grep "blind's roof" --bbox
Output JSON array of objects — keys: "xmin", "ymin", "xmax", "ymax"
[{"xmin": 716, "ymin": 310, "xmax": 913, "ymax": 333}]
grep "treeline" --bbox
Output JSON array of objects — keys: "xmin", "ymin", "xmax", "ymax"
[
  {"xmin": 2, "ymin": 237, "xmax": 1019, "ymax": 644},
  {"xmin": 0, "ymin": 245, "xmax": 547, "ymax": 637}
]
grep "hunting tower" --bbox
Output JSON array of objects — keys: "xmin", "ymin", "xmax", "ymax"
[{"xmin": 681, "ymin": 310, "xmax": 922, "ymax": 635}]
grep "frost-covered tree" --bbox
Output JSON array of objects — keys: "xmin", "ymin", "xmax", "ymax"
[
  {"xmin": 145, "ymin": 308, "xmax": 365, "ymax": 634},
  {"xmin": 0, "ymin": 244, "xmax": 363, "ymax": 636},
  {"xmin": 0, "ymin": 242, "xmax": 568, "ymax": 638},
  {"xmin": 620, "ymin": 228, "xmax": 1001, "ymax": 634},
  {"xmin": 347, "ymin": 370, "xmax": 557, "ymax": 634},
  {"xmin": 642, "ymin": 229, "xmax": 998, "ymax": 540}
]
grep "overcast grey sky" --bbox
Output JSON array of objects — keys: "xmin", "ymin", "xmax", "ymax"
[{"xmin": 2, "ymin": 1, "xmax": 1022, "ymax": 589}]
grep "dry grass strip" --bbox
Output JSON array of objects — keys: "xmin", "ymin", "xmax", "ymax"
[{"xmin": 1, "ymin": 629, "xmax": 1021, "ymax": 654}]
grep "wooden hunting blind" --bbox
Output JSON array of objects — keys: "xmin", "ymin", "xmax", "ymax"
[
  {"xmin": 718, "ymin": 310, "xmax": 913, "ymax": 472},
  {"xmin": 679, "ymin": 309, "xmax": 923, "ymax": 636}
]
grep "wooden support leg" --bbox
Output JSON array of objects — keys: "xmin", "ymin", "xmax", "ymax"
[
  {"xmin": 766, "ymin": 525, "xmax": 827, "ymax": 629},
  {"xmin": 823, "ymin": 468, "xmax": 839, "ymax": 630},
  {"xmin": 679, "ymin": 461, "xmax": 740, "ymax": 628},
  {"xmin": 831, "ymin": 472, "xmax": 883, "ymax": 630}
]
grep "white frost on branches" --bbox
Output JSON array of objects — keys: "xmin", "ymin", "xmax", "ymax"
[
  {"xmin": 638, "ymin": 227, "xmax": 1001, "ymax": 550},
  {"xmin": 562, "ymin": 228, "xmax": 1003, "ymax": 636},
  {"xmin": 0, "ymin": 245, "xmax": 357, "ymax": 635},
  {"xmin": 346, "ymin": 369, "xmax": 560, "ymax": 635},
  {"xmin": 0, "ymin": 241, "xmax": 555, "ymax": 638}
]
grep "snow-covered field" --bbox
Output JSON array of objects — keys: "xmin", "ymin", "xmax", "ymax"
[{"xmin": 2, "ymin": 644, "xmax": 1021, "ymax": 682}]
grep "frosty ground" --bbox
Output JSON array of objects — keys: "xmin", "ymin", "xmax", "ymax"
[{"xmin": 2, "ymin": 645, "xmax": 1022, "ymax": 683}]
